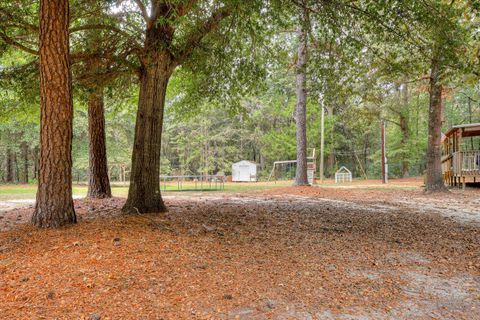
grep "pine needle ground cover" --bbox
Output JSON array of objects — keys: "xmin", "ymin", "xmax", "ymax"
[{"xmin": 0, "ymin": 187, "xmax": 479, "ymax": 319}]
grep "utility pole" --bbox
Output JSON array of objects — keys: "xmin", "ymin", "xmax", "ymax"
[
  {"xmin": 381, "ymin": 119, "xmax": 387, "ymax": 184},
  {"xmin": 319, "ymin": 95, "xmax": 325, "ymax": 183}
]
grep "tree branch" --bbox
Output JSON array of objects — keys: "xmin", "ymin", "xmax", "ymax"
[
  {"xmin": 174, "ymin": 0, "xmax": 198, "ymax": 18},
  {"xmin": 134, "ymin": 0, "xmax": 150, "ymax": 23},
  {"xmin": 150, "ymin": 0, "xmax": 164, "ymax": 23},
  {"xmin": 0, "ymin": 8, "xmax": 38, "ymax": 33},
  {"xmin": 386, "ymin": 104, "xmax": 402, "ymax": 116},
  {"xmin": 0, "ymin": 31, "xmax": 38, "ymax": 55},
  {"xmin": 70, "ymin": 49, "xmax": 141, "ymax": 75},
  {"xmin": 76, "ymin": 68, "xmax": 133, "ymax": 87},
  {"xmin": 173, "ymin": 6, "xmax": 231, "ymax": 66},
  {"xmin": 384, "ymin": 118, "xmax": 401, "ymax": 127},
  {"xmin": 151, "ymin": 0, "xmax": 197, "ymax": 23},
  {"xmin": 69, "ymin": 24, "xmax": 138, "ymax": 44}
]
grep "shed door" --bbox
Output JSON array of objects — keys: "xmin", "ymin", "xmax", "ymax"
[{"xmin": 239, "ymin": 165, "xmax": 251, "ymax": 181}]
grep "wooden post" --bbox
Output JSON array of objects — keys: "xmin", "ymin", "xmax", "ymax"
[
  {"xmin": 381, "ymin": 120, "xmax": 387, "ymax": 184},
  {"xmin": 458, "ymin": 129, "xmax": 463, "ymax": 189}
]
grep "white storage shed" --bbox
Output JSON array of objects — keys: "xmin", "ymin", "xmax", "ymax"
[{"xmin": 232, "ymin": 160, "xmax": 257, "ymax": 182}]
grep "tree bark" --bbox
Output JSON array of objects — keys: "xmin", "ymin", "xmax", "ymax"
[
  {"xmin": 425, "ymin": 59, "xmax": 447, "ymax": 192},
  {"xmin": 12, "ymin": 151, "xmax": 18, "ymax": 183},
  {"xmin": 400, "ymin": 83, "xmax": 410, "ymax": 178},
  {"xmin": 20, "ymin": 141, "xmax": 29, "ymax": 184},
  {"xmin": 327, "ymin": 106, "xmax": 335, "ymax": 177},
  {"xmin": 122, "ymin": 29, "xmax": 173, "ymax": 213},
  {"xmin": 87, "ymin": 88, "xmax": 112, "ymax": 198},
  {"xmin": 32, "ymin": 145, "xmax": 39, "ymax": 180},
  {"xmin": 123, "ymin": 3, "xmax": 230, "ymax": 213},
  {"xmin": 5, "ymin": 148, "xmax": 14, "ymax": 183},
  {"xmin": 32, "ymin": 0, "xmax": 76, "ymax": 227},
  {"xmin": 294, "ymin": 4, "xmax": 309, "ymax": 186}
]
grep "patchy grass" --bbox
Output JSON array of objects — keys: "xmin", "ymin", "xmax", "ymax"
[
  {"xmin": 0, "ymin": 181, "xmax": 292, "ymax": 201},
  {"xmin": 0, "ymin": 178, "xmax": 423, "ymax": 201},
  {"xmin": 0, "ymin": 185, "xmax": 92, "ymax": 201}
]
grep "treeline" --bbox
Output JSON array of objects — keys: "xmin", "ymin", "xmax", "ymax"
[
  {"xmin": 3, "ymin": 78, "xmax": 478, "ymax": 183},
  {"xmin": 0, "ymin": 134, "xmax": 38, "ymax": 184},
  {"xmin": 0, "ymin": 0, "xmax": 479, "ymax": 227}
]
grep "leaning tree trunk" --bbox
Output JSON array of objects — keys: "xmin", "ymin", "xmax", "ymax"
[
  {"xmin": 32, "ymin": 0, "xmax": 76, "ymax": 227},
  {"xmin": 122, "ymin": 47, "xmax": 172, "ymax": 214},
  {"xmin": 425, "ymin": 59, "xmax": 447, "ymax": 192},
  {"xmin": 294, "ymin": 5, "xmax": 309, "ymax": 186},
  {"xmin": 87, "ymin": 87, "xmax": 112, "ymax": 198}
]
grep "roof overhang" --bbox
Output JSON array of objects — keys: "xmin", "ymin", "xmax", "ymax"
[{"xmin": 444, "ymin": 123, "xmax": 480, "ymax": 138}]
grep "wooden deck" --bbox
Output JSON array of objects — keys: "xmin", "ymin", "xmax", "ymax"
[
  {"xmin": 442, "ymin": 123, "xmax": 480, "ymax": 188},
  {"xmin": 443, "ymin": 151, "xmax": 480, "ymax": 187}
]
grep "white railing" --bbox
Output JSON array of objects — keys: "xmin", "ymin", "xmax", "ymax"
[{"xmin": 452, "ymin": 151, "xmax": 480, "ymax": 175}]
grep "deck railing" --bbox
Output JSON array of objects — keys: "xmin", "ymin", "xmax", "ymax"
[{"xmin": 451, "ymin": 151, "xmax": 480, "ymax": 176}]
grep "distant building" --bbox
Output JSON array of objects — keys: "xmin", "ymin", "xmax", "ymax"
[{"xmin": 232, "ymin": 160, "xmax": 257, "ymax": 182}]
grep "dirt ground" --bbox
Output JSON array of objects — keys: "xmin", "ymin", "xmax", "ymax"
[{"xmin": 0, "ymin": 184, "xmax": 479, "ymax": 319}]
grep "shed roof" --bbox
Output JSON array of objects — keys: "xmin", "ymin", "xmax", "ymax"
[
  {"xmin": 335, "ymin": 166, "xmax": 351, "ymax": 174},
  {"xmin": 233, "ymin": 160, "xmax": 257, "ymax": 166},
  {"xmin": 444, "ymin": 123, "xmax": 480, "ymax": 138}
]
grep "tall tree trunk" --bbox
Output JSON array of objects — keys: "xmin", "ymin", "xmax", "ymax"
[
  {"xmin": 5, "ymin": 148, "xmax": 14, "ymax": 183},
  {"xmin": 122, "ymin": 43, "xmax": 172, "ymax": 213},
  {"xmin": 87, "ymin": 88, "xmax": 112, "ymax": 198},
  {"xmin": 20, "ymin": 141, "xmax": 29, "ymax": 184},
  {"xmin": 425, "ymin": 59, "xmax": 447, "ymax": 192},
  {"xmin": 12, "ymin": 151, "xmax": 18, "ymax": 183},
  {"xmin": 327, "ymin": 106, "xmax": 335, "ymax": 177},
  {"xmin": 400, "ymin": 83, "xmax": 410, "ymax": 178},
  {"xmin": 122, "ymin": 4, "xmax": 229, "ymax": 212},
  {"xmin": 363, "ymin": 137, "xmax": 369, "ymax": 174},
  {"xmin": 32, "ymin": 145, "xmax": 39, "ymax": 180},
  {"xmin": 294, "ymin": 4, "xmax": 309, "ymax": 186},
  {"xmin": 32, "ymin": 0, "xmax": 76, "ymax": 227}
]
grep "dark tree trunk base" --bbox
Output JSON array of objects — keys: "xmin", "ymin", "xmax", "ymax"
[
  {"xmin": 424, "ymin": 186, "xmax": 449, "ymax": 193},
  {"xmin": 294, "ymin": 182, "xmax": 311, "ymax": 186},
  {"xmin": 32, "ymin": 203, "xmax": 76, "ymax": 228},
  {"xmin": 122, "ymin": 199, "xmax": 167, "ymax": 214},
  {"xmin": 87, "ymin": 192, "xmax": 112, "ymax": 199}
]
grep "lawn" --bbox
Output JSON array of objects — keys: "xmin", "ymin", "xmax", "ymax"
[
  {"xmin": 0, "ymin": 178, "xmax": 425, "ymax": 202},
  {"xmin": 0, "ymin": 181, "xmax": 296, "ymax": 201}
]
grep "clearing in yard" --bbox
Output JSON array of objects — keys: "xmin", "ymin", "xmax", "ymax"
[
  {"xmin": 0, "ymin": 178, "xmax": 478, "ymax": 319},
  {"xmin": 2, "ymin": 2, "xmax": 480, "ymax": 318}
]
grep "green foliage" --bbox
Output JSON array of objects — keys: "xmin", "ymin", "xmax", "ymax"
[{"xmin": 1, "ymin": 0, "xmax": 480, "ymax": 184}]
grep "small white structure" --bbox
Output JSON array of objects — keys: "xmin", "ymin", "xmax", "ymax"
[
  {"xmin": 335, "ymin": 166, "xmax": 352, "ymax": 183},
  {"xmin": 232, "ymin": 160, "xmax": 257, "ymax": 182}
]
